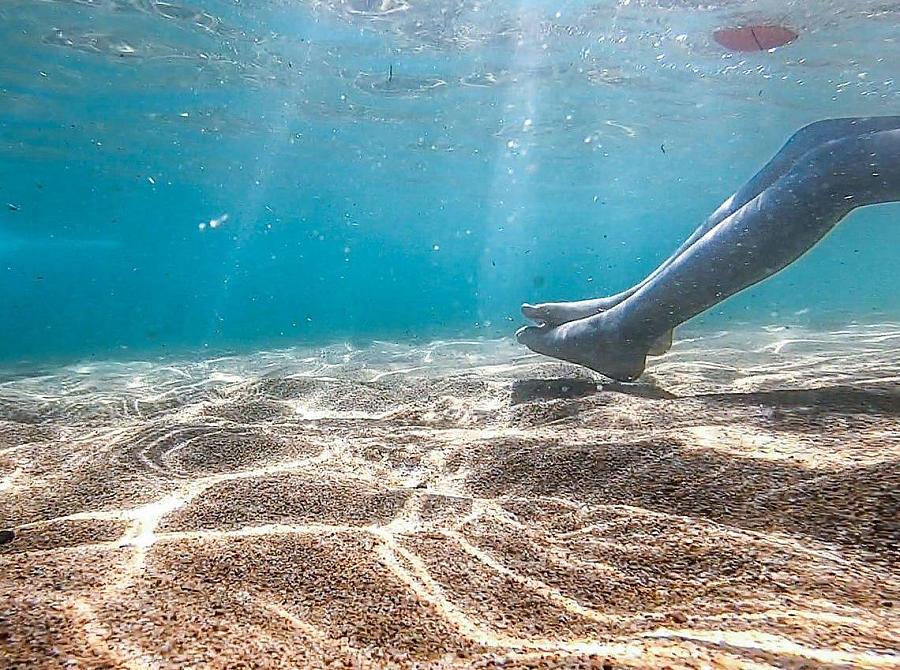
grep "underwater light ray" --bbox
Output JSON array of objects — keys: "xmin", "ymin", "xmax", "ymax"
[
  {"xmin": 201, "ymin": 16, "xmax": 325, "ymax": 348},
  {"xmin": 476, "ymin": 2, "xmax": 544, "ymax": 330}
]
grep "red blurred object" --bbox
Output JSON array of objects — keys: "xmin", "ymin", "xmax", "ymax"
[{"xmin": 713, "ymin": 25, "xmax": 798, "ymax": 52}]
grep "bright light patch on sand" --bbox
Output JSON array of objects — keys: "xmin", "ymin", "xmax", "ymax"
[
  {"xmin": 0, "ymin": 468, "xmax": 21, "ymax": 492},
  {"xmin": 120, "ymin": 495, "xmax": 187, "ymax": 549}
]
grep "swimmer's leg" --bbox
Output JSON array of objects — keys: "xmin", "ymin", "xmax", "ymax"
[
  {"xmin": 523, "ymin": 116, "xmax": 900, "ymax": 334},
  {"xmin": 518, "ymin": 128, "xmax": 900, "ymax": 380}
]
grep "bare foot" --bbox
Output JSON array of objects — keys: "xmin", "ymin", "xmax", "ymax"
[
  {"xmin": 522, "ymin": 300, "xmax": 674, "ymax": 357},
  {"xmin": 521, "ymin": 297, "xmax": 618, "ymax": 327},
  {"xmin": 516, "ymin": 314, "xmax": 648, "ymax": 382}
]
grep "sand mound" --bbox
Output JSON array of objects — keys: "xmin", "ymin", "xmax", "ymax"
[{"xmin": 1, "ymin": 325, "xmax": 898, "ymax": 669}]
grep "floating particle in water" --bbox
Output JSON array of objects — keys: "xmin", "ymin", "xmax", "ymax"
[
  {"xmin": 199, "ymin": 213, "xmax": 229, "ymax": 232},
  {"xmin": 147, "ymin": 176, "xmax": 156, "ymax": 185},
  {"xmin": 606, "ymin": 120, "xmax": 636, "ymax": 137},
  {"xmin": 6, "ymin": 203, "xmax": 20, "ymax": 211},
  {"xmin": 432, "ymin": 244, "xmax": 440, "ymax": 251},
  {"xmin": 209, "ymin": 213, "xmax": 229, "ymax": 229}
]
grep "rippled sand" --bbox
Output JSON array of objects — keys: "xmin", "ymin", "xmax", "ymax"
[{"xmin": 1, "ymin": 324, "xmax": 898, "ymax": 669}]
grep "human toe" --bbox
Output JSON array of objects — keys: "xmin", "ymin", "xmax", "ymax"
[
  {"xmin": 516, "ymin": 324, "xmax": 549, "ymax": 351},
  {"xmin": 521, "ymin": 303, "xmax": 550, "ymax": 323}
]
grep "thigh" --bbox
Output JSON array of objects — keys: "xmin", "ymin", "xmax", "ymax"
[
  {"xmin": 786, "ymin": 117, "xmax": 900, "ymax": 156},
  {"xmin": 736, "ymin": 117, "xmax": 900, "ymax": 203},
  {"xmin": 770, "ymin": 128, "xmax": 900, "ymax": 214}
]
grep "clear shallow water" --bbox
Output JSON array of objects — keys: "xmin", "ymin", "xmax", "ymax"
[
  {"xmin": 2, "ymin": 6, "xmax": 900, "ymax": 664},
  {"xmin": 0, "ymin": 0, "xmax": 899, "ymax": 364}
]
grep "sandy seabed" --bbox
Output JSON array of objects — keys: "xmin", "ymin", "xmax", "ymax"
[{"xmin": 0, "ymin": 324, "xmax": 898, "ymax": 670}]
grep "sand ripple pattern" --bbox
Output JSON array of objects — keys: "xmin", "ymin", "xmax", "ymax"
[{"xmin": 1, "ymin": 324, "xmax": 898, "ymax": 668}]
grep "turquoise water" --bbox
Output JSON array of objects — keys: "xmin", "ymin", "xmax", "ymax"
[{"xmin": 1, "ymin": 0, "xmax": 898, "ymax": 365}]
